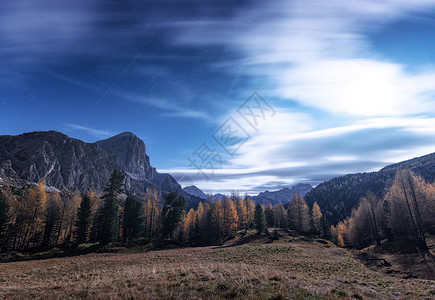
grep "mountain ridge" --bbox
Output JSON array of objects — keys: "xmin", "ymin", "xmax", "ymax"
[
  {"xmin": 182, "ymin": 183, "xmax": 313, "ymax": 205},
  {"xmin": 305, "ymin": 151, "xmax": 435, "ymax": 225},
  {"xmin": 0, "ymin": 131, "xmax": 182, "ymax": 198},
  {"xmin": 252, "ymin": 183, "xmax": 313, "ymax": 205}
]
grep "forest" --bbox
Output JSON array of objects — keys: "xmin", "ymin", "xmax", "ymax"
[
  {"xmin": 0, "ymin": 168, "xmax": 433, "ymax": 257},
  {"xmin": 332, "ymin": 168, "xmax": 435, "ymax": 254}
]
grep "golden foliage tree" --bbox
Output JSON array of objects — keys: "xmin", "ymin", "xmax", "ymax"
[
  {"xmin": 235, "ymin": 196, "xmax": 247, "ymax": 230},
  {"xmin": 223, "ymin": 198, "xmax": 239, "ymax": 237},
  {"xmin": 144, "ymin": 188, "xmax": 161, "ymax": 239},
  {"xmin": 183, "ymin": 208, "xmax": 196, "ymax": 243},
  {"xmin": 287, "ymin": 193, "xmax": 310, "ymax": 233},
  {"xmin": 347, "ymin": 192, "xmax": 382, "ymax": 248},
  {"xmin": 245, "ymin": 196, "xmax": 256, "ymax": 229},
  {"xmin": 273, "ymin": 204, "xmax": 287, "ymax": 228},
  {"xmin": 311, "ymin": 202, "xmax": 323, "ymax": 235},
  {"xmin": 211, "ymin": 200, "xmax": 224, "ymax": 241},
  {"xmin": 385, "ymin": 168, "xmax": 433, "ymax": 251}
]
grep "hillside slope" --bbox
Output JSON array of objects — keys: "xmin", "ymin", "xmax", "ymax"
[{"xmin": 305, "ymin": 152, "xmax": 435, "ymax": 225}]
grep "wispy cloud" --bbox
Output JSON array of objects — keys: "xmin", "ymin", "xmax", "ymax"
[
  {"xmin": 114, "ymin": 91, "xmax": 212, "ymax": 121},
  {"xmin": 159, "ymin": 0, "xmax": 435, "ymax": 193},
  {"xmin": 64, "ymin": 124, "xmax": 114, "ymax": 139},
  {"xmin": 171, "ymin": 0, "xmax": 435, "ymax": 117},
  {"xmin": 165, "ymin": 114, "xmax": 435, "ymax": 194},
  {"xmin": 3, "ymin": 0, "xmax": 435, "ymax": 194}
]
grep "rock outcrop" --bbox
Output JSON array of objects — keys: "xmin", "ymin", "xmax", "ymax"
[
  {"xmin": 95, "ymin": 132, "xmax": 153, "ymax": 180},
  {"xmin": 0, "ymin": 131, "xmax": 118, "ymax": 191},
  {"xmin": 0, "ymin": 131, "xmax": 184, "ymax": 199}
]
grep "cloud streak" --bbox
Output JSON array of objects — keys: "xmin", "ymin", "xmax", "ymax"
[
  {"xmin": 3, "ymin": 0, "xmax": 435, "ymax": 194},
  {"xmin": 157, "ymin": 0, "xmax": 435, "ymax": 193},
  {"xmin": 64, "ymin": 124, "xmax": 114, "ymax": 139}
]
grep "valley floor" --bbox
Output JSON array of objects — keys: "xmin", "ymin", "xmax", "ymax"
[{"xmin": 0, "ymin": 235, "xmax": 434, "ymax": 299}]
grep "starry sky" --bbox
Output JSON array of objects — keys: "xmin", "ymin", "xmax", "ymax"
[{"xmin": 2, "ymin": 0, "xmax": 435, "ymax": 194}]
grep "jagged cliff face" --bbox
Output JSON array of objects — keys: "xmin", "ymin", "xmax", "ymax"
[
  {"xmin": 95, "ymin": 132, "xmax": 153, "ymax": 180},
  {"xmin": 0, "ymin": 131, "xmax": 118, "ymax": 191},
  {"xmin": 0, "ymin": 131, "xmax": 183, "ymax": 198}
]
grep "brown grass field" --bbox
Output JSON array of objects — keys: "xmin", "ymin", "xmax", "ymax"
[{"xmin": 0, "ymin": 233, "xmax": 434, "ymax": 299}]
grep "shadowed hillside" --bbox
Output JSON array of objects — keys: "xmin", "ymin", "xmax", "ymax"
[{"xmin": 305, "ymin": 152, "xmax": 435, "ymax": 225}]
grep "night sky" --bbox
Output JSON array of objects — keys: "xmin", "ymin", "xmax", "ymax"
[{"xmin": 2, "ymin": 0, "xmax": 435, "ymax": 194}]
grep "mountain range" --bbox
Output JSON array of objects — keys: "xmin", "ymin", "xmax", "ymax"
[
  {"xmin": 182, "ymin": 183, "xmax": 313, "ymax": 205},
  {"xmin": 1, "ymin": 130, "xmax": 435, "ymax": 225},
  {"xmin": 252, "ymin": 183, "xmax": 313, "ymax": 205}
]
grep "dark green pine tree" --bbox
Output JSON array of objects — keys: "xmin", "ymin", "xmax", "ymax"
[
  {"xmin": 98, "ymin": 170, "xmax": 125, "ymax": 245},
  {"xmin": 319, "ymin": 216, "xmax": 331, "ymax": 240},
  {"xmin": 123, "ymin": 195, "xmax": 145, "ymax": 241},
  {"xmin": 42, "ymin": 198, "xmax": 60, "ymax": 247},
  {"xmin": 74, "ymin": 195, "xmax": 92, "ymax": 244},
  {"xmin": 0, "ymin": 193, "xmax": 8, "ymax": 240},
  {"xmin": 254, "ymin": 204, "xmax": 268, "ymax": 235},
  {"xmin": 265, "ymin": 204, "xmax": 275, "ymax": 227},
  {"xmin": 161, "ymin": 192, "xmax": 186, "ymax": 239}
]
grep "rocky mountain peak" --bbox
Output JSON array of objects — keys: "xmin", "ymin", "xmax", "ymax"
[
  {"xmin": 95, "ymin": 132, "xmax": 152, "ymax": 180},
  {"xmin": 0, "ymin": 131, "xmax": 118, "ymax": 191},
  {"xmin": 0, "ymin": 131, "xmax": 184, "ymax": 198},
  {"xmin": 183, "ymin": 185, "xmax": 207, "ymax": 199}
]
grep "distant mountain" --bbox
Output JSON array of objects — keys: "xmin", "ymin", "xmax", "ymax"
[
  {"xmin": 305, "ymin": 152, "xmax": 435, "ymax": 225},
  {"xmin": 252, "ymin": 183, "xmax": 313, "ymax": 205},
  {"xmin": 210, "ymin": 193, "xmax": 225, "ymax": 202},
  {"xmin": 183, "ymin": 185, "xmax": 207, "ymax": 199},
  {"xmin": 183, "ymin": 184, "xmax": 313, "ymax": 205},
  {"xmin": 0, "ymin": 131, "xmax": 188, "ymax": 200}
]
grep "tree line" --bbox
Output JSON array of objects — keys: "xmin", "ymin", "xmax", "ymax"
[
  {"xmin": 0, "ymin": 170, "xmax": 331, "ymax": 251},
  {"xmin": 331, "ymin": 168, "xmax": 434, "ymax": 255}
]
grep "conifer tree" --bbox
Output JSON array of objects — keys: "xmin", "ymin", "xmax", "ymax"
[
  {"xmin": 235, "ymin": 196, "xmax": 247, "ymax": 230},
  {"xmin": 144, "ymin": 188, "xmax": 161, "ymax": 240},
  {"xmin": 23, "ymin": 180, "xmax": 48, "ymax": 247},
  {"xmin": 287, "ymin": 193, "xmax": 310, "ymax": 233},
  {"xmin": 223, "ymin": 198, "xmax": 239, "ymax": 237},
  {"xmin": 74, "ymin": 195, "xmax": 91, "ymax": 244},
  {"xmin": 199, "ymin": 201, "xmax": 213, "ymax": 245},
  {"xmin": 265, "ymin": 203, "xmax": 274, "ymax": 227},
  {"xmin": 0, "ymin": 193, "xmax": 8, "ymax": 238},
  {"xmin": 273, "ymin": 204, "xmax": 287, "ymax": 228},
  {"xmin": 161, "ymin": 193, "xmax": 186, "ymax": 239},
  {"xmin": 123, "ymin": 195, "xmax": 145, "ymax": 241},
  {"xmin": 385, "ymin": 168, "xmax": 432, "ymax": 251},
  {"xmin": 319, "ymin": 216, "xmax": 331, "ymax": 239},
  {"xmin": 98, "ymin": 170, "xmax": 124, "ymax": 245},
  {"xmin": 337, "ymin": 232, "xmax": 345, "ymax": 247},
  {"xmin": 183, "ymin": 208, "xmax": 196, "ymax": 243},
  {"xmin": 245, "ymin": 196, "xmax": 256, "ymax": 229},
  {"xmin": 254, "ymin": 204, "xmax": 268, "ymax": 234},
  {"xmin": 194, "ymin": 201, "xmax": 204, "ymax": 242},
  {"xmin": 42, "ymin": 196, "xmax": 60, "ymax": 247},
  {"xmin": 311, "ymin": 202, "xmax": 323, "ymax": 236},
  {"xmin": 211, "ymin": 200, "xmax": 224, "ymax": 241}
]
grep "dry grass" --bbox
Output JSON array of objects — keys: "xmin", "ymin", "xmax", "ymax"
[{"xmin": 0, "ymin": 233, "xmax": 434, "ymax": 299}]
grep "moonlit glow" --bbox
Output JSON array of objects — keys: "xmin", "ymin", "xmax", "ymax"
[{"xmin": 2, "ymin": 0, "xmax": 435, "ymax": 194}]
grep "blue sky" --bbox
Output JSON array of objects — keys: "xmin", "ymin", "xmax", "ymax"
[{"xmin": 2, "ymin": 0, "xmax": 435, "ymax": 194}]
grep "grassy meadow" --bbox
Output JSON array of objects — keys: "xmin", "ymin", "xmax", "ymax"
[{"xmin": 0, "ymin": 232, "xmax": 434, "ymax": 300}]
